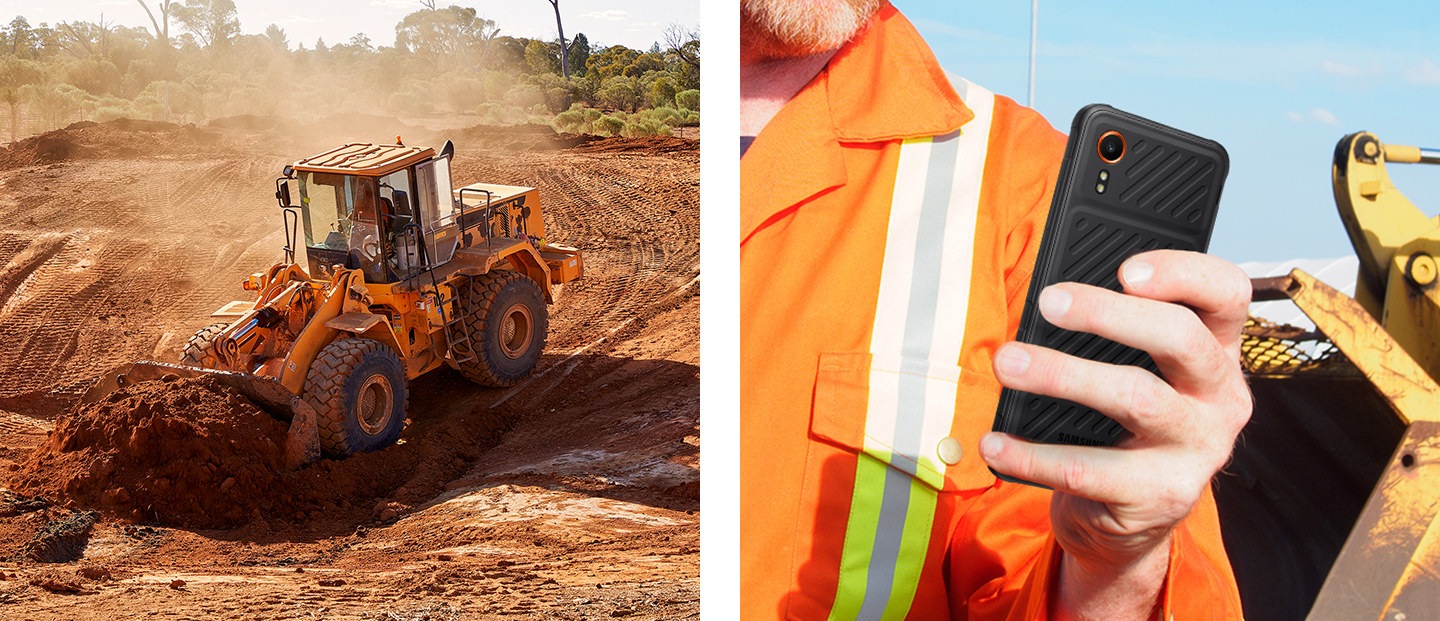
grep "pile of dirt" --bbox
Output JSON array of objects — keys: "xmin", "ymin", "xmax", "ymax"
[
  {"xmin": 0, "ymin": 119, "xmax": 224, "ymax": 169},
  {"xmin": 9, "ymin": 374, "xmax": 515, "ymax": 530},
  {"xmin": 573, "ymin": 134, "xmax": 699, "ymax": 154},
  {"xmin": 10, "ymin": 376, "xmax": 290, "ymax": 528}
]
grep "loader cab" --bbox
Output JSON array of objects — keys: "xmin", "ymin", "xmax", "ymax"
[{"xmin": 284, "ymin": 142, "xmax": 457, "ymax": 284}]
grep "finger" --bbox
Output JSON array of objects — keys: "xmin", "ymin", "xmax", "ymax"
[
  {"xmin": 1117, "ymin": 250, "xmax": 1252, "ymax": 347},
  {"xmin": 992, "ymin": 342, "xmax": 1185, "ymax": 442},
  {"xmin": 1036, "ymin": 283, "xmax": 1229, "ymax": 394},
  {"xmin": 979, "ymin": 432, "xmax": 1138, "ymax": 503}
]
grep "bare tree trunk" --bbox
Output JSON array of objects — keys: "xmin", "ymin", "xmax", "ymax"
[
  {"xmin": 547, "ymin": 0, "xmax": 569, "ymax": 81},
  {"xmin": 7, "ymin": 101, "xmax": 18, "ymax": 143},
  {"xmin": 136, "ymin": 0, "xmax": 172, "ymax": 120}
]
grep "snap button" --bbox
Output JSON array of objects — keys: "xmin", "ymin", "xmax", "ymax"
[{"xmin": 937, "ymin": 437, "xmax": 963, "ymax": 466}]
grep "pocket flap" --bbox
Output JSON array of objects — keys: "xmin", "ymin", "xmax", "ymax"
[{"xmin": 811, "ymin": 352, "xmax": 998, "ymax": 492}]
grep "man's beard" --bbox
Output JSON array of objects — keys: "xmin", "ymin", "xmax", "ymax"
[{"xmin": 741, "ymin": 0, "xmax": 883, "ymax": 59}]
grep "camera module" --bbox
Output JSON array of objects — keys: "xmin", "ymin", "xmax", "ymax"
[{"xmin": 1097, "ymin": 130, "xmax": 1126, "ymax": 164}]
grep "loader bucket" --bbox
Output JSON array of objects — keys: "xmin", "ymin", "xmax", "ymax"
[
  {"xmin": 1215, "ymin": 271, "xmax": 1440, "ymax": 620},
  {"xmin": 81, "ymin": 360, "xmax": 298, "ymax": 419},
  {"xmin": 81, "ymin": 361, "xmax": 322, "ymax": 469},
  {"xmin": 1215, "ymin": 374, "xmax": 1403, "ymax": 620}
]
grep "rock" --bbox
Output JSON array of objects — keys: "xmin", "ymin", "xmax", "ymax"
[
  {"xmin": 30, "ymin": 574, "xmax": 83, "ymax": 593},
  {"xmin": 78, "ymin": 566, "xmax": 112, "ymax": 581}
]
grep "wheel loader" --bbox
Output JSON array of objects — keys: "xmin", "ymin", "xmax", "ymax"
[
  {"xmin": 82, "ymin": 140, "xmax": 583, "ymax": 461},
  {"xmin": 1218, "ymin": 133, "xmax": 1440, "ymax": 619}
]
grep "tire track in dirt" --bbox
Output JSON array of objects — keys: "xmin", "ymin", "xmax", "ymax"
[
  {"xmin": 0, "ymin": 233, "xmax": 69, "ymax": 311},
  {"xmin": 452, "ymin": 152, "xmax": 699, "ymax": 359},
  {"xmin": 0, "ymin": 236, "xmax": 153, "ymax": 406},
  {"xmin": 0, "ymin": 411, "xmax": 51, "ymax": 434}
]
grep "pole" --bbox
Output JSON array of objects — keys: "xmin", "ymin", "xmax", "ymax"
[{"xmin": 1028, "ymin": 0, "xmax": 1037, "ymax": 108}]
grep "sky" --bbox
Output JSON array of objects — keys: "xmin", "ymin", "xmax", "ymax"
[
  {"xmin": 895, "ymin": 0, "xmax": 1440, "ymax": 264},
  {"xmin": 0, "ymin": 0, "xmax": 698, "ymax": 52}
]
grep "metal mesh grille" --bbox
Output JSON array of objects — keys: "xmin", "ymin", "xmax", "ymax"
[{"xmin": 1241, "ymin": 315, "xmax": 1348, "ymax": 375}]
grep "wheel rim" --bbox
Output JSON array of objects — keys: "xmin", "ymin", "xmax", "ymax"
[
  {"xmin": 499, "ymin": 302, "xmax": 534, "ymax": 360},
  {"xmin": 355, "ymin": 374, "xmax": 394, "ymax": 436}
]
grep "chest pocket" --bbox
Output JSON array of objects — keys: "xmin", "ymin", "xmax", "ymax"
[{"xmin": 811, "ymin": 351, "xmax": 999, "ymax": 493}]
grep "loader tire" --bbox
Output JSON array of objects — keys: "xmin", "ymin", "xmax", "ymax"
[
  {"xmin": 453, "ymin": 270, "xmax": 548, "ymax": 387},
  {"xmin": 178, "ymin": 322, "xmax": 229, "ymax": 368},
  {"xmin": 302, "ymin": 338, "xmax": 408, "ymax": 458}
]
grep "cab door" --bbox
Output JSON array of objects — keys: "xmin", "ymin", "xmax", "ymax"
[{"xmin": 414, "ymin": 156, "xmax": 459, "ymax": 266}]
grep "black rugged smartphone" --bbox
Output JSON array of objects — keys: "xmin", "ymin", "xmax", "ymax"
[{"xmin": 990, "ymin": 104, "xmax": 1228, "ymax": 486}]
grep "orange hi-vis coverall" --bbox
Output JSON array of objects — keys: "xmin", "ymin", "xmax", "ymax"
[{"xmin": 739, "ymin": 4, "xmax": 1244, "ymax": 619}]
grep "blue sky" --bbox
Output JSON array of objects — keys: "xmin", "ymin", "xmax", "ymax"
[{"xmin": 894, "ymin": 0, "xmax": 1440, "ymax": 263}]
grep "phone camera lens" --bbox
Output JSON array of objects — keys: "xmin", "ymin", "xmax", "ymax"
[{"xmin": 1097, "ymin": 131, "xmax": 1126, "ymax": 164}]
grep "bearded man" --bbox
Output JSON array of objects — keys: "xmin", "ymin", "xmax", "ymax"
[{"xmin": 740, "ymin": 1, "xmax": 1252, "ymax": 619}]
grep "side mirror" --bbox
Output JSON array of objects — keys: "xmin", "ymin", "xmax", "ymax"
[{"xmin": 275, "ymin": 177, "xmax": 293, "ymax": 208}]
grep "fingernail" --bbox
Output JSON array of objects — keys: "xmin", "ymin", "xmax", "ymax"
[
  {"xmin": 995, "ymin": 346, "xmax": 1031, "ymax": 377},
  {"xmin": 1122, "ymin": 260, "xmax": 1154, "ymax": 288},
  {"xmin": 980, "ymin": 433, "xmax": 1004, "ymax": 460},
  {"xmin": 1038, "ymin": 287, "xmax": 1071, "ymax": 320}
]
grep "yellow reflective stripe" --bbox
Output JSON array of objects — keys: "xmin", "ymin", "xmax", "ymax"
[{"xmin": 830, "ymin": 453, "xmax": 890, "ymax": 620}]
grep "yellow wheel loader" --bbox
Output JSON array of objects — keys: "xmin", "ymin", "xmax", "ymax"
[
  {"xmin": 1218, "ymin": 133, "xmax": 1440, "ymax": 619},
  {"xmin": 84, "ymin": 140, "xmax": 582, "ymax": 461}
]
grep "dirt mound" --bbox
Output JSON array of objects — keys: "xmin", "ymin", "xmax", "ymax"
[
  {"xmin": 0, "ymin": 119, "xmax": 224, "ymax": 169},
  {"xmin": 11, "ymin": 376, "xmax": 289, "ymax": 528},
  {"xmin": 10, "ymin": 374, "xmax": 515, "ymax": 530},
  {"xmin": 573, "ymin": 134, "xmax": 699, "ymax": 154}
]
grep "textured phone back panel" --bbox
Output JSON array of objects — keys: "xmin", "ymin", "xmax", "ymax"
[{"xmin": 993, "ymin": 105, "xmax": 1228, "ymax": 448}]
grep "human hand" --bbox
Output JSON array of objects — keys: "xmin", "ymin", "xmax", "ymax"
[{"xmin": 979, "ymin": 250, "xmax": 1253, "ymax": 620}]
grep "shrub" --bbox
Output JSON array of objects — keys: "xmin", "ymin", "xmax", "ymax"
[
  {"xmin": 595, "ymin": 114, "xmax": 624, "ymax": 136},
  {"xmin": 675, "ymin": 89, "xmax": 699, "ymax": 112}
]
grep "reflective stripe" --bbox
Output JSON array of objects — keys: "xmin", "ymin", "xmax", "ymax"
[{"xmin": 829, "ymin": 79, "xmax": 995, "ymax": 620}]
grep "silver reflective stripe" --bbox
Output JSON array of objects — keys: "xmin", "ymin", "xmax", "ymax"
[{"xmin": 844, "ymin": 78, "xmax": 996, "ymax": 619}]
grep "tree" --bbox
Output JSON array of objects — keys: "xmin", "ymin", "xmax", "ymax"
[
  {"xmin": 171, "ymin": 0, "xmax": 239, "ymax": 49},
  {"xmin": 675, "ymin": 88, "xmax": 698, "ymax": 111},
  {"xmin": 649, "ymin": 76, "xmax": 677, "ymax": 108},
  {"xmin": 663, "ymin": 23, "xmax": 699, "ymax": 71},
  {"xmin": 567, "ymin": 32, "xmax": 589, "ymax": 78},
  {"xmin": 524, "ymin": 39, "xmax": 557, "ymax": 75},
  {"xmin": 263, "ymin": 24, "xmax": 288, "ymax": 50},
  {"xmin": 395, "ymin": 6, "xmax": 498, "ymax": 70},
  {"xmin": 596, "ymin": 75, "xmax": 638, "ymax": 112},
  {"xmin": 135, "ymin": 0, "xmax": 172, "ymax": 45},
  {"xmin": 4, "ymin": 17, "xmax": 39, "ymax": 57},
  {"xmin": 543, "ymin": 0, "xmax": 569, "ymax": 81},
  {"xmin": 135, "ymin": 1, "xmax": 176, "ymax": 120},
  {"xmin": 586, "ymin": 45, "xmax": 640, "ymax": 81},
  {"xmin": 0, "ymin": 57, "xmax": 43, "ymax": 141}
]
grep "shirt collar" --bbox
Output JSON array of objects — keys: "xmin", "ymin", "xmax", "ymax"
[
  {"xmin": 740, "ymin": 2, "xmax": 974, "ymax": 243},
  {"xmin": 824, "ymin": 1, "xmax": 974, "ymax": 143}
]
